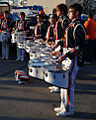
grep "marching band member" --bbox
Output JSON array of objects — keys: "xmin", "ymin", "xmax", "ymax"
[
  {"xmin": 30, "ymin": 14, "xmax": 47, "ymax": 42},
  {"xmin": 16, "ymin": 12, "xmax": 29, "ymax": 61},
  {"xmin": 1, "ymin": 11, "xmax": 13, "ymax": 60},
  {"xmin": 51, "ymin": 3, "xmax": 70, "ymax": 56},
  {"xmin": 50, "ymin": 4, "xmax": 70, "ymax": 93},
  {"xmin": 54, "ymin": 3, "xmax": 86, "ymax": 117},
  {"xmin": 45, "ymin": 14, "xmax": 58, "ymax": 45}
]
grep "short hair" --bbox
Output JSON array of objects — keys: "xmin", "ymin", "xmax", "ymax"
[
  {"xmin": 19, "ymin": 12, "xmax": 25, "ymax": 18},
  {"xmin": 4, "ymin": 11, "xmax": 9, "ymax": 14},
  {"xmin": 37, "ymin": 14, "xmax": 45, "ymax": 19},
  {"xmin": 69, "ymin": 3, "xmax": 83, "ymax": 16},
  {"xmin": 56, "ymin": 3, "xmax": 68, "ymax": 15},
  {"xmin": 52, "ymin": 8, "xmax": 57, "ymax": 15},
  {"xmin": 88, "ymin": 12, "xmax": 93, "ymax": 19},
  {"xmin": 51, "ymin": 14, "xmax": 59, "ymax": 19}
]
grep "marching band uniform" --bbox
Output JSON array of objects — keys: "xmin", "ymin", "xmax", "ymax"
[
  {"xmin": 50, "ymin": 15, "xmax": 70, "ymax": 93},
  {"xmin": 54, "ymin": 15, "xmax": 70, "ymax": 42},
  {"xmin": 45, "ymin": 22, "xmax": 56, "ymax": 43},
  {"xmin": 1, "ymin": 16, "xmax": 12, "ymax": 59},
  {"xmin": 16, "ymin": 19, "xmax": 29, "ymax": 61},
  {"xmin": 55, "ymin": 19, "xmax": 86, "ymax": 116},
  {"xmin": 34, "ymin": 21, "xmax": 47, "ymax": 41}
]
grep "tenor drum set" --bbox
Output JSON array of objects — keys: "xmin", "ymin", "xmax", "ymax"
[
  {"xmin": 25, "ymin": 39, "xmax": 69, "ymax": 88},
  {"xmin": 11, "ymin": 31, "xmax": 69, "ymax": 88}
]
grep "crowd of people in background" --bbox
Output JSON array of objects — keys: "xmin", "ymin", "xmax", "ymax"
[{"xmin": 0, "ymin": 2, "xmax": 96, "ymax": 117}]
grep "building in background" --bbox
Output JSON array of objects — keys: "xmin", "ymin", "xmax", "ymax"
[{"xmin": 18, "ymin": 0, "xmax": 83, "ymax": 14}]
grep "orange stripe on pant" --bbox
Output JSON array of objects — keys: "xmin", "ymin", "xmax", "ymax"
[{"xmin": 66, "ymin": 56, "xmax": 76, "ymax": 112}]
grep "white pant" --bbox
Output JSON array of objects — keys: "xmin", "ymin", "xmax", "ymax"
[
  {"xmin": 60, "ymin": 56, "xmax": 79, "ymax": 112},
  {"xmin": 17, "ymin": 46, "xmax": 25, "ymax": 60},
  {"xmin": 2, "ymin": 41, "xmax": 9, "ymax": 59}
]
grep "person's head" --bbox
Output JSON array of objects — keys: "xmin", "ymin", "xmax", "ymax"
[
  {"xmin": 37, "ymin": 14, "xmax": 44, "ymax": 22},
  {"xmin": 68, "ymin": 3, "xmax": 83, "ymax": 21},
  {"xmin": 56, "ymin": 3, "xmax": 68, "ymax": 17},
  {"xmin": 88, "ymin": 12, "xmax": 93, "ymax": 19},
  {"xmin": 19, "ymin": 12, "xmax": 25, "ymax": 20},
  {"xmin": 39, "ymin": 11, "xmax": 45, "ymax": 15},
  {"xmin": 4, "ymin": 11, "xmax": 9, "ymax": 18},
  {"xmin": 52, "ymin": 8, "xmax": 57, "ymax": 15},
  {"xmin": 49, "ymin": 14, "xmax": 58, "ymax": 24}
]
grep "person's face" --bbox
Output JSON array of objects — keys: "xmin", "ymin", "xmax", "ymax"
[
  {"xmin": 68, "ymin": 8, "xmax": 76, "ymax": 21},
  {"xmin": 37, "ymin": 16, "xmax": 42, "ymax": 22},
  {"xmin": 19, "ymin": 14, "xmax": 24, "ymax": 20},
  {"xmin": 4, "ymin": 13, "xmax": 8, "ymax": 18},
  {"xmin": 49, "ymin": 15, "xmax": 53, "ymax": 23},
  {"xmin": 56, "ymin": 8, "xmax": 61, "ymax": 17}
]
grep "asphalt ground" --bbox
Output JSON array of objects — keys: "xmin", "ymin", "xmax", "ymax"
[{"xmin": 0, "ymin": 59, "xmax": 96, "ymax": 120}]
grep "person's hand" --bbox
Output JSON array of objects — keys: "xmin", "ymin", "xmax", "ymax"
[
  {"xmin": 39, "ymin": 39, "xmax": 44, "ymax": 43},
  {"xmin": 51, "ymin": 51, "xmax": 58, "ymax": 56},
  {"xmin": 29, "ymin": 36, "xmax": 33, "ymax": 39},
  {"xmin": 58, "ymin": 55, "xmax": 66, "ymax": 63},
  {"xmin": 48, "ymin": 42, "xmax": 53, "ymax": 46},
  {"xmin": 7, "ymin": 29, "xmax": 10, "ymax": 32},
  {"xmin": 11, "ymin": 30, "xmax": 15, "ymax": 34},
  {"xmin": 52, "ymin": 44, "xmax": 57, "ymax": 49}
]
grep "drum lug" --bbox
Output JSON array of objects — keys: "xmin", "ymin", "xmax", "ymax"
[
  {"xmin": 63, "ymin": 74, "xmax": 65, "ymax": 79},
  {"xmin": 45, "ymin": 73, "xmax": 48, "ymax": 77},
  {"xmin": 30, "ymin": 69, "xmax": 32, "ymax": 73},
  {"xmin": 36, "ymin": 70, "xmax": 38, "ymax": 74},
  {"xmin": 53, "ymin": 74, "xmax": 56, "ymax": 79}
]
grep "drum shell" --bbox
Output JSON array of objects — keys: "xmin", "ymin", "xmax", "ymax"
[
  {"xmin": 30, "ymin": 52, "xmax": 38, "ymax": 60},
  {"xmin": 0, "ymin": 33, "xmax": 6, "ymax": 42},
  {"xmin": 28, "ymin": 62, "xmax": 48, "ymax": 80},
  {"xmin": 16, "ymin": 32, "xmax": 25, "ymax": 42},
  {"xmin": 44, "ymin": 69, "xmax": 69, "ymax": 88},
  {"xmin": 25, "ymin": 45, "xmax": 31, "ymax": 53},
  {"xmin": 29, "ymin": 66, "xmax": 44, "ymax": 80},
  {"xmin": 17, "ymin": 42, "xmax": 25, "ymax": 49}
]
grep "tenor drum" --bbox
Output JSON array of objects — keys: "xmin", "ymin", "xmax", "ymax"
[
  {"xmin": 17, "ymin": 42, "xmax": 25, "ymax": 49},
  {"xmin": 28, "ymin": 62, "xmax": 48, "ymax": 80},
  {"xmin": 44, "ymin": 67, "xmax": 69, "ymax": 88},
  {"xmin": 16, "ymin": 32, "xmax": 25, "ymax": 42},
  {"xmin": 0, "ymin": 32, "xmax": 6, "ymax": 42},
  {"xmin": 29, "ymin": 51, "xmax": 38, "ymax": 60}
]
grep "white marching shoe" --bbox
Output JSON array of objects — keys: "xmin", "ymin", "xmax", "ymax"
[
  {"xmin": 54, "ymin": 107, "xmax": 62, "ymax": 112},
  {"xmin": 56, "ymin": 110, "xmax": 74, "ymax": 117},
  {"xmin": 16, "ymin": 58, "xmax": 20, "ymax": 61},
  {"xmin": 48, "ymin": 86, "xmax": 56, "ymax": 90},
  {"xmin": 50, "ymin": 87, "xmax": 60, "ymax": 93}
]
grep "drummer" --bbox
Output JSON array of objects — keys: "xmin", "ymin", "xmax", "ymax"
[
  {"xmin": 54, "ymin": 3, "xmax": 86, "ymax": 117},
  {"xmin": 1, "ymin": 11, "xmax": 13, "ymax": 60},
  {"xmin": 30, "ymin": 14, "xmax": 47, "ymax": 42},
  {"xmin": 45, "ymin": 14, "xmax": 58, "ymax": 46},
  {"xmin": 49, "ymin": 4, "xmax": 70, "ymax": 93},
  {"xmin": 15, "ymin": 12, "xmax": 29, "ymax": 61}
]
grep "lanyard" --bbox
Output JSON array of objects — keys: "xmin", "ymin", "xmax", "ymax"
[
  {"xmin": 18, "ymin": 21, "xmax": 24, "ymax": 31},
  {"xmin": 1, "ymin": 19, "xmax": 7, "ymax": 30}
]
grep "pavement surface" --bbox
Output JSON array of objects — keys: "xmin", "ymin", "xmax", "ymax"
[{"xmin": 0, "ymin": 59, "xmax": 96, "ymax": 120}]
